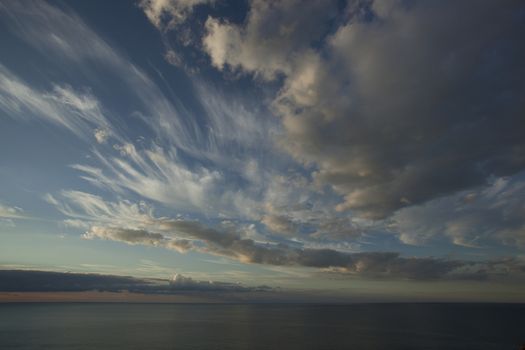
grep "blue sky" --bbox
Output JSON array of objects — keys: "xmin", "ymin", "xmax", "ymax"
[{"xmin": 0, "ymin": 0, "xmax": 524, "ymax": 301}]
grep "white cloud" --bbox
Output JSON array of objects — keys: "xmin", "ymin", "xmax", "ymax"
[
  {"xmin": 94, "ymin": 129, "xmax": 110, "ymax": 144},
  {"xmin": 4, "ymin": 0, "xmax": 524, "ymax": 278},
  {"xmin": 261, "ymin": 214, "xmax": 298, "ymax": 236},
  {"xmin": 139, "ymin": 0, "xmax": 212, "ymax": 32},
  {"xmin": 73, "ymin": 143, "xmax": 222, "ymax": 212},
  {"xmin": 0, "ymin": 65, "xmax": 112, "ymax": 142},
  {"xmin": 0, "ymin": 0, "xmax": 202, "ymax": 155},
  {"xmin": 203, "ymin": 0, "xmax": 336, "ymax": 80},
  {"xmin": 0, "ymin": 201, "xmax": 24, "ymax": 219},
  {"xmin": 168, "ymin": 273, "xmax": 255, "ymax": 291},
  {"xmin": 44, "ymin": 188, "xmax": 525, "ymax": 280},
  {"xmin": 200, "ymin": 0, "xmax": 525, "ymax": 223}
]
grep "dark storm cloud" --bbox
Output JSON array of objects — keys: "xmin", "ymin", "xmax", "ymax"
[{"xmin": 0, "ymin": 270, "xmax": 267, "ymax": 293}]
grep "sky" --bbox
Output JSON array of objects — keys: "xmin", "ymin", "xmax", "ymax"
[{"xmin": 0, "ymin": 0, "xmax": 524, "ymax": 302}]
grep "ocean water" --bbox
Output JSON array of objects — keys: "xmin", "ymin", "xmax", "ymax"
[{"xmin": 0, "ymin": 303, "xmax": 523, "ymax": 350}]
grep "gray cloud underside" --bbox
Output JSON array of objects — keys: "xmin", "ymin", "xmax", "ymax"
[
  {"xmin": 391, "ymin": 175, "xmax": 525, "ymax": 248},
  {"xmin": 4, "ymin": 0, "xmax": 522, "ymax": 251},
  {"xmin": 1, "ymin": 0, "xmax": 523, "ymax": 285},
  {"xmin": 201, "ymin": 0, "xmax": 525, "ymax": 219},
  {"xmin": 0, "ymin": 270, "xmax": 266, "ymax": 293},
  {"xmin": 84, "ymin": 223, "xmax": 525, "ymax": 281}
]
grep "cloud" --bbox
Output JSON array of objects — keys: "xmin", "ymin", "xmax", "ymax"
[
  {"xmin": 0, "ymin": 0, "xmax": 202, "ymax": 154},
  {"xmin": 44, "ymin": 190, "xmax": 157, "ymax": 228},
  {"xmin": 203, "ymin": 0, "xmax": 337, "ymax": 80},
  {"xmin": 261, "ymin": 214, "xmax": 299, "ymax": 236},
  {"xmin": 390, "ymin": 174, "xmax": 525, "ymax": 248},
  {"xmin": 2, "ymin": 0, "xmax": 361, "ymax": 247},
  {"xmin": 139, "ymin": 0, "xmax": 212, "ymax": 32},
  {"xmin": 83, "ymin": 226, "xmax": 194, "ymax": 254},
  {"xmin": 1, "ymin": 0, "xmax": 286, "ymax": 218},
  {"xmin": 3, "ymin": 0, "xmax": 523, "ymax": 289},
  {"xmin": 201, "ymin": 0, "xmax": 525, "ymax": 220},
  {"xmin": 168, "ymin": 273, "xmax": 264, "ymax": 292},
  {"xmin": 0, "ymin": 65, "xmax": 113, "ymax": 142},
  {"xmin": 72, "ymin": 143, "xmax": 223, "ymax": 211},
  {"xmin": 0, "ymin": 270, "xmax": 266, "ymax": 293},
  {"xmin": 84, "ymin": 223, "xmax": 525, "ymax": 281},
  {"xmin": 83, "ymin": 226, "xmax": 166, "ymax": 246},
  {"xmin": 0, "ymin": 269, "xmax": 148, "ymax": 293},
  {"xmin": 94, "ymin": 128, "xmax": 110, "ymax": 144},
  {"xmin": 0, "ymin": 201, "xmax": 24, "ymax": 219},
  {"xmin": 41, "ymin": 183, "xmax": 525, "ymax": 281}
]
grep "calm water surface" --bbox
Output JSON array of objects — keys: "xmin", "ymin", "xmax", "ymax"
[{"xmin": 0, "ymin": 303, "xmax": 523, "ymax": 350}]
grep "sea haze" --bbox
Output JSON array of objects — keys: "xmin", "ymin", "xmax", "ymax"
[{"xmin": 0, "ymin": 303, "xmax": 524, "ymax": 350}]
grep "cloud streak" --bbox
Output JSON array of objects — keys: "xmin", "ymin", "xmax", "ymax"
[
  {"xmin": 0, "ymin": 65, "xmax": 113, "ymax": 142},
  {"xmin": 0, "ymin": 270, "xmax": 266, "ymax": 293},
  {"xmin": 0, "ymin": 201, "xmax": 24, "ymax": 219},
  {"xmin": 84, "ymin": 223, "xmax": 525, "ymax": 281},
  {"xmin": 390, "ymin": 174, "xmax": 525, "ymax": 248},
  {"xmin": 2, "ymin": 0, "xmax": 524, "ymax": 294},
  {"xmin": 45, "ymin": 190, "xmax": 524, "ymax": 281}
]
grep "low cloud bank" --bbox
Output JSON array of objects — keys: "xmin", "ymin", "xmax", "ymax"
[
  {"xmin": 84, "ymin": 223, "xmax": 525, "ymax": 281},
  {"xmin": 0, "ymin": 270, "xmax": 269, "ymax": 293}
]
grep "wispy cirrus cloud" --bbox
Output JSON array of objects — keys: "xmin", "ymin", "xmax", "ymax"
[
  {"xmin": 43, "ymin": 191, "xmax": 525, "ymax": 281},
  {"xmin": 0, "ymin": 201, "xmax": 24, "ymax": 219},
  {"xmin": 390, "ymin": 174, "xmax": 525, "ymax": 248},
  {"xmin": 139, "ymin": 0, "xmax": 525, "ymax": 254},
  {"xmin": 1, "ymin": 0, "xmax": 368, "ymax": 252},
  {"xmin": 0, "ymin": 0, "xmax": 200, "ymax": 154},
  {"xmin": 0, "ymin": 64, "xmax": 113, "ymax": 142},
  {"xmin": 2, "ymin": 0, "xmax": 524, "ymax": 296}
]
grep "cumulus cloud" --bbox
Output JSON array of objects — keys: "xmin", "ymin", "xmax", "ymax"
[
  {"xmin": 94, "ymin": 128, "xmax": 110, "ymax": 144},
  {"xmin": 201, "ymin": 0, "xmax": 525, "ymax": 221},
  {"xmin": 203, "ymin": 0, "xmax": 337, "ymax": 80},
  {"xmin": 139, "ymin": 0, "xmax": 212, "ymax": 32},
  {"xmin": 136, "ymin": 0, "xmax": 525, "ymax": 253},
  {"xmin": 3, "ymin": 0, "xmax": 523, "ymax": 289}
]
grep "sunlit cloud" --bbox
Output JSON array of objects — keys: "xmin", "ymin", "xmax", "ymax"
[
  {"xmin": 0, "ymin": 201, "xmax": 24, "ymax": 219},
  {"xmin": 1, "ymin": 0, "xmax": 524, "ymax": 299}
]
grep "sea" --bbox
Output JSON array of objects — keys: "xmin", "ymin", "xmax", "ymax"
[{"xmin": 0, "ymin": 303, "xmax": 523, "ymax": 350}]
